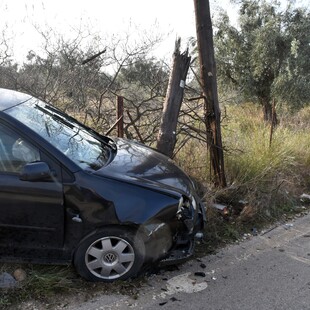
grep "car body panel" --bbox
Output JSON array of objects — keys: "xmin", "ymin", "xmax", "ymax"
[
  {"xmin": 0, "ymin": 173, "xmax": 64, "ymax": 249},
  {"xmin": 0, "ymin": 88, "xmax": 32, "ymax": 110},
  {"xmin": 0, "ymin": 88, "xmax": 206, "ymax": 275},
  {"xmin": 95, "ymin": 138, "xmax": 194, "ymax": 197}
]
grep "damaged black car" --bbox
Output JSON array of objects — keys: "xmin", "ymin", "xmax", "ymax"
[{"xmin": 0, "ymin": 88, "xmax": 206, "ymax": 282}]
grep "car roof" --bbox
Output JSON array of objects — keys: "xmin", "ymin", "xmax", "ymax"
[{"xmin": 0, "ymin": 88, "xmax": 33, "ymax": 111}]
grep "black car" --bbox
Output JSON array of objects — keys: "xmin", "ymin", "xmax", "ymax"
[{"xmin": 0, "ymin": 88, "xmax": 205, "ymax": 282}]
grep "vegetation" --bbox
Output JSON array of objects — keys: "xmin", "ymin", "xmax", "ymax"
[
  {"xmin": 214, "ymin": 0, "xmax": 310, "ymax": 121},
  {"xmin": 176, "ymin": 103, "xmax": 310, "ymax": 256},
  {"xmin": 0, "ymin": 0, "xmax": 310, "ymax": 307},
  {"xmin": 0, "ymin": 263, "xmax": 145, "ymax": 309},
  {"xmin": 180, "ymin": 103, "xmax": 310, "ymax": 202},
  {"xmin": 2, "ymin": 103, "xmax": 310, "ymax": 309}
]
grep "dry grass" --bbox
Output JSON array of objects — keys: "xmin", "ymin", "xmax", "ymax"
[
  {"xmin": 2, "ymin": 102, "xmax": 310, "ymax": 307},
  {"xmin": 177, "ymin": 103, "xmax": 310, "ymax": 235},
  {"xmin": 0, "ymin": 263, "xmax": 145, "ymax": 309}
]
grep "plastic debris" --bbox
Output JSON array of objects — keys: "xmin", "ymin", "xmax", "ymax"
[
  {"xmin": 284, "ymin": 223, "xmax": 294, "ymax": 230},
  {"xmin": 212, "ymin": 203, "xmax": 229, "ymax": 217},
  {"xmin": 194, "ymin": 272, "xmax": 206, "ymax": 277},
  {"xmin": 0, "ymin": 272, "xmax": 17, "ymax": 288},
  {"xmin": 300, "ymin": 193, "xmax": 310, "ymax": 201},
  {"xmin": 170, "ymin": 297, "xmax": 180, "ymax": 302}
]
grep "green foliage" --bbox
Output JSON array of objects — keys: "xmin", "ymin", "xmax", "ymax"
[
  {"xmin": 119, "ymin": 57, "xmax": 168, "ymax": 94},
  {"xmin": 214, "ymin": 0, "xmax": 310, "ymax": 119},
  {"xmin": 272, "ymin": 7, "xmax": 310, "ymax": 107}
]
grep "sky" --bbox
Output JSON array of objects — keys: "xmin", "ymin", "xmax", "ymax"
[
  {"xmin": 0, "ymin": 0, "xmax": 308, "ymax": 64},
  {"xmin": 0, "ymin": 0, "xmax": 236, "ymax": 63}
]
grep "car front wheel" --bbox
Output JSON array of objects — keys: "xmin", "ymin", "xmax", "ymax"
[{"xmin": 74, "ymin": 227, "xmax": 145, "ymax": 282}]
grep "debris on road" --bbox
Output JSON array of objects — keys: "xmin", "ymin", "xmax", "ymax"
[
  {"xmin": 160, "ymin": 272, "xmax": 208, "ymax": 299},
  {"xmin": 252, "ymin": 228, "xmax": 258, "ymax": 236},
  {"xmin": 194, "ymin": 272, "xmax": 206, "ymax": 277},
  {"xmin": 284, "ymin": 223, "xmax": 294, "ymax": 230}
]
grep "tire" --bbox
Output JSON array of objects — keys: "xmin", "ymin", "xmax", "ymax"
[{"xmin": 73, "ymin": 227, "xmax": 145, "ymax": 282}]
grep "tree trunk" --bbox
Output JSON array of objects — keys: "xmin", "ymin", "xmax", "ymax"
[
  {"xmin": 261, "ymin": 97, "xmax": 278, "ymax": 126},
  {"xmin": 262, "ymin": 99, "xmax": 272, "ymax": 122},
  {"xmin": 156, "ymin": 39, "xmax": 191, "ymax": 158},
  {"xmin": 194, "ymin": 0, "xmax": 227, "ymax": 187}
]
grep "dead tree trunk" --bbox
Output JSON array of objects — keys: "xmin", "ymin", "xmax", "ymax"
[
  {"xmin": 194, "ymin": 0, "xmax": 227, "ymax": 187},
  {"xmin": 156, "ymin": 39, "xmax": 191, "ymax": 158}
]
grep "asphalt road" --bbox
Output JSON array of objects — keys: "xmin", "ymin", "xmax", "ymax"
[
  {"xmin": 14, "ymin": 212, "xmax": 310, "ymax": 310},
  {"xmin": 65, "ymin": 212, "xmax": 310, "ymax": 310}
]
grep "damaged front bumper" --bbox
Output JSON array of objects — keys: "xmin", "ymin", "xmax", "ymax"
[
  {"xmin": 143, "ymin": 195, "xmax": 206, "ymax": 266},
  {"xmin": 160, "ymin": 197, "xmax": 206, "ymax": 265}
]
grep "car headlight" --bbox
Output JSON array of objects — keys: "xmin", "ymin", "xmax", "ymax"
[{"xmin": 177, "ymin": 196, "xmax": 194, "ymax": 220}]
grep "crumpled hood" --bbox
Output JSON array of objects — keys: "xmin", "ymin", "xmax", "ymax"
[{"xmin": 93, "ymin": 138, "xmax": 195, "ymax": 197}]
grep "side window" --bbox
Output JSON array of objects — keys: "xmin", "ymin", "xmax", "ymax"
[{"xmin": 0, "ymin": 124, "xmax": 40, "ymax": 173}]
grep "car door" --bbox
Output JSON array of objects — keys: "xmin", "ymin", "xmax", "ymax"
[{"xmin": 0, "ymin": 122, "xmax": 65, "ymax": 259}]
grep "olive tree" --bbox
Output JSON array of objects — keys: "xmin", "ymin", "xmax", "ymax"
[{"xmin": 214, "ymin": 0, "xmax": 310, "ymax": 121}]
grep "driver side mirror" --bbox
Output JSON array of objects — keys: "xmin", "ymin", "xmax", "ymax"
[{"xmin": 20, "ymin": 162, "xmax": 53, "ymax": 181}]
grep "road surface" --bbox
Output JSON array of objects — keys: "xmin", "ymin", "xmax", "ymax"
[{"xmin": 15, "ymin": 212, "xmax": 310, "ymax": 310}]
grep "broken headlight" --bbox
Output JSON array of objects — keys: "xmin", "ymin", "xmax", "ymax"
[{"xmin": 177, "ymin": 196, "xmax": 195, "ymax": 220}]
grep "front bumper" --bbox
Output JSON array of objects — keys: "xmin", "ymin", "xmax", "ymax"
[
  {"xmin": 159, "ymin": 199, "xmax": 206, "ymax": 265},
  {"xmin": 142, "ymin": 195, "xmax": 206, "ymax": 265}
]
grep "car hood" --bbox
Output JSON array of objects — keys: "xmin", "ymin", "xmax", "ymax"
[{"xmin": 93, "ymin": 138, "xmax": 194, "ymax": 197}]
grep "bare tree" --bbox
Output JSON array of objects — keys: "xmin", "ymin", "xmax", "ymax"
[{"xmin": 13, "ymin": 25, "xmax": 168, "ymax": 142}]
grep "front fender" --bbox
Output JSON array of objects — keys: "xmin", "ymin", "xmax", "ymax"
[{"xmin": 67, "ymin": 172, "xmax": 181, "ymax": 226}]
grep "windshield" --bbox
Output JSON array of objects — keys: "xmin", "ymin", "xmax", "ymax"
[{"xmin": 5, "ymin": 98, "xmax": 112, "ymax": 171}]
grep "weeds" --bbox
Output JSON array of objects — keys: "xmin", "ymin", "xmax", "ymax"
[
  {"xmin": 178, "ymin": 102, "xmax": 310, "ymax": 235},
  {"xmin": 0, "ymin": 263, "xmax": 145, "ymax": 308},
  {"xmin": 1, "ymin": 103, "xmax": 310, "ymax": 307},
  {"xmin": 1, "ymin": 265, "xmax": 80, "ymax": 307}
]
